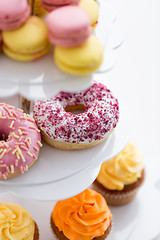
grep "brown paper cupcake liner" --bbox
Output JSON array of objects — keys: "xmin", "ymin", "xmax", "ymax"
[
  {"xmin": 92, "ymin": 183, "xmax": 138, "ymax": 206},
  {"xmin": 92, "ymin": 169, "xmax": 145, "ymax": 206},
  {"xmin": 50, "ymin": 215, "xmax": 112, "ymax": 240},
  {"xmin": 34, "ymin": 221, "xmax": 39, "ymax": 240}
]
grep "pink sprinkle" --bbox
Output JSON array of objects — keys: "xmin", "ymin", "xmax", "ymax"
[
  {"xmin": 29, "ymin": 126, "xmax": 36, "ymax": 130},
  {"xmin": 20, "ymin": 146, "xmax": 28, "ymax": 151},
  {"xmin": 33, "ymin": 153, "xmax": 37, "ymax": 159},
  {"xmin": 15, "ymin": 159, "xmax": 19, "ymax": 167},
  {"xmin": 34, "ymin": 146, "xmax": 39, "ymax": 151},
  {"xmin": 2, "ymin": 173, "xmax": 7, "ymax": 179},
  {"xmin": 20, "ymin": 166, "xmax": 25, "ymax": 174},
  {"xmin": 8, "ymin": 117, "xmax": 16, "ymax": 121},
  {"xmin": 26, "ymin": 141, "xmax": 30, "ymax": 149},
  {"xmin": 18, "ymin": 136, "xmax": 23, "ymax": 142},
  {"xmin": 13, "ymin": 112, "xmax": 19, "ymax": 117},
  {"xmin": 19, "ymin": 127, "xmax": 27, "ymax": 130},
  {"xmin": 22, "ymin": 132, "xmax": 28, "ymax": 135},
  {"xmin": 0, "ymin": 164, "xmax": 7, "ymax": 167},
  {"xmin": 27, "ymin": 118, "xmax": 35, "ymax": 123},
  {"xmin": 16, "ymin": 142, "xmax": 25, "ymax": 146},
  {"xmin": 24, "ymin": 137, "xmax": 29, "ymax": 142},
  {"xmin": 6, "ymin": 148, "xmax": 11, "ymax": 153}
]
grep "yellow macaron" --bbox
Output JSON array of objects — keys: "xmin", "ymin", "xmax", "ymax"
[
  {"xmin": 2, "ymin": 16, "xmax": 50, "ymax": 61},
  {"xmin": 79, "ymin": 0, "xmax": 99, "ymax": 29},
  {"xmin": 54, "ymin": 35, "xmax": 103, "ymax": 75}
]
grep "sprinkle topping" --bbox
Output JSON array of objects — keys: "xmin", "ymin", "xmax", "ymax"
[
  {"xmin": 33, "ymin": 82, "xmax": 119, "ymax": 144},
  {"xmin": 0, "ymin": 103, "xmax": 42, "ymax": 179}
]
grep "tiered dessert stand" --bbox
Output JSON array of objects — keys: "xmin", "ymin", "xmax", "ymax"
[
  {"xmin": 0, "ymin": 1, "xmax": 128, "ymax": 201},
  {"xmin": 3, "ymin": 1, "xmax": 159, "ymax": 240}
]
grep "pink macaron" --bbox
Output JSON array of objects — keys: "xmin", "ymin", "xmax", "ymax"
[
  {"xmin": 0, "ymin": 0, "xmax": 31, "ymax": 31},
  {"xmin": 41, "ymin": 0, "xmax": 80, "ymax": 12},
  {"xmin": 46, "ymin": 6, "xmax": 91, "ymax": 47}
]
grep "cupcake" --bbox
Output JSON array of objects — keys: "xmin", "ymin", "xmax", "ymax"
[
  {"xmin": 93, "ymin": 142, "xmax": 145, "ymax": 205},
  {"xmin": 0, "ymin": 202, "xmax": 39, "ymax": 239},
  {"xmin": 51, "ymin": 188, "xmax": 112, "ymax": 240}
]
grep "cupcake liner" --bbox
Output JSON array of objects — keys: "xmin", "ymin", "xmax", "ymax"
[
  {"xmin": 92, "ymin": 182, "xmax": 139, "ymax": 206},
  {"xmin": 107, "ymin": 218, "xmax": 114, "ymax": 240},
  {"xmin": 34, "ymin": 221, "xmax": 40, "ymax": 240},
  {"xmin": 92, "ymin": 169, "xmax": 145, "ymax": 206},
  {"xmin": 50, "ymin": 214, "xmax": 113, "ymax": 240}
]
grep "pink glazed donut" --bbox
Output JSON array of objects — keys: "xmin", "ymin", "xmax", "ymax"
[
  {"xmin": 33, "ymin": 82, "xmax": 119, "ymax": 150},
  {"xmin": 0, "ymin": 103, "xmax": 42, "ymax": 180}
]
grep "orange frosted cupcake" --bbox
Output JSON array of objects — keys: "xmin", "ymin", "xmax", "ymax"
[
  {"xmin": 51, "ymin": 188, "xmax": 112, "ymax": 240},
  {"xmin": 0, "ymin": 202, "xmax": 39, "ymax": 240},
  {"xmin": 93, "ymin": 142, "xmax": 145, "ymax": 205}
]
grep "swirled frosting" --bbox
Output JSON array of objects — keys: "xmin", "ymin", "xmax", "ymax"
[
  {"xmin": 97, "ymin": 142, "xmax": 144, "ymax": 190},
  {"xmin": 52, "ymin": 188, "xmax": 112, "ymax": 240},
  {"xmin": 0, "ymin": 203, "xmax": 35, "ymax": 240}
]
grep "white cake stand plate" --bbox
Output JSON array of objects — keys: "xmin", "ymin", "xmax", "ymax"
[
  {"xmin": 0, "ymin": 2, "xmax": 123, "ymax": 100},
  {"xmin": 0, "ymin": 95, "xmax": 129, "ymax": 201}
]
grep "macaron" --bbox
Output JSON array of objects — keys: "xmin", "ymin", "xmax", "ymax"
[
  {"xmin": 0, "ymin": 0, "xmax": 31, "ymax": 31},
  {"xmin": 79, "ymin": 0, "xmax": 99, "ymax": 29},
  {"xmin": 41, "ymin": 0, "xmax": 80, "ymax": 12},
  {"xmin": 47, "ymin": 6, "xmax": 91, "ymax": 47},
  {"xmin": 2, "ymin": 16, "xmax": 50, "ymax": 61},
  {"xmin": 54, "ymin": 35, "xmax": 103, "ymax": 75}
]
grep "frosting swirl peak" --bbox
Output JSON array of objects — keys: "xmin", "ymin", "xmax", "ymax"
[
  {"xmin": 97, "ymin": 142, "xmax": 144, "ymax": 190},
  {"xmin": 0, "ymin": 203, "xmax": 35, "ymax": 240},
  {"xmin": 52, "ymin": 189, "xmax": 112, "ymax": 240}
]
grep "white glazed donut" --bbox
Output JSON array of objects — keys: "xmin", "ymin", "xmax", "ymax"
[{"xmin": 33, "ymin": 82, "xmax": 119, "ymax": 149}]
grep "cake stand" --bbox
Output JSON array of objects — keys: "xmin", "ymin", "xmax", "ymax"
[
  {"xmin": 0, "ymin": 94, "xmax": 129, "ymax": 201},
  {"xmin": 0, "ymin": 2, "xmax": 127, "ymax": 201},
  {"xmin": 0, "ymin": 1, "xmax": 123, "ymax": 99},
  {"xmin": 1, "ymin": 176, "xmax": 160, "ymax": 240}
]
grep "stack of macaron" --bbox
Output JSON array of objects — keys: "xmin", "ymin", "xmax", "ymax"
[
  {"xmin": 1, "ymin": 0, "xmax": 102, "ymax": 74},
  {"xmin": 40, "ymin": 0, "xmax": 80, "ymax": 12},
  {"xmin": 2, "ymin": 16, "xmax": 50, "ymax": 61},
  {"xmin": 0, "ymin": 0, "xmax": 50, "ymax": 61},
  {"xmin": 46, "ymin": 3, "xmax": 102, "ymax": 75},
  {"xmin": 79, "ymin": 0, "xmax": 99, "ymax": 29},
  {"xmin": 0, "ymin": 0, "xmax": 31, "ymax": 31}
]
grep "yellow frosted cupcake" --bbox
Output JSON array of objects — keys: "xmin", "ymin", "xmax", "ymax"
[
  {"xmin": 93, "ymin": 142, "xmax": 145, "ymax": 205},
  {"xmin": 0, "ymin": 202, "xmax": 39, "ymax": 239},
  {"xmin": 51, "ymin": 188, "xmax": 112, "ymax": 240}
]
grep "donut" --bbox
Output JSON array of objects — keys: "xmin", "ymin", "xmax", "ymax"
[
  {"xmin": 33, "ymin": 82, "xmax": 119, "ymax": 150},
  {"xmin": 0, "ymin": 103, "xmax": 42, "ymax": 180}
]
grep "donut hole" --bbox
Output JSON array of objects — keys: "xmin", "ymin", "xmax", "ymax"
[
  {"xmin": 0, "ymin": 131, "xmax": 9, "ymax": 142},
  {"xmin": 65, "ymin": 104, "xmax": 86, "ymax": 115}
]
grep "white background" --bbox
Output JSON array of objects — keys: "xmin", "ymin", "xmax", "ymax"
[{"xmin": 102, "ymin": 0, "xmax": 160, "ymax": 239}]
